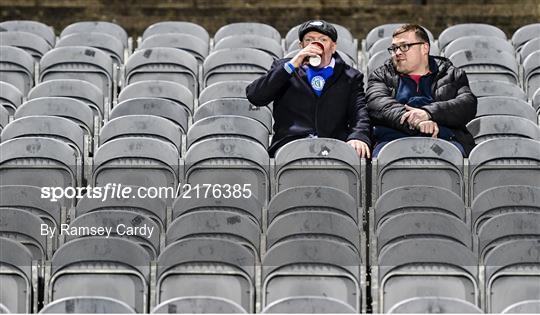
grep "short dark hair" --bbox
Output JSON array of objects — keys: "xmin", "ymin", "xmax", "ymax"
[{"xmin": 393, "ymin": 24, "xmax": 430, "ymax": 44}]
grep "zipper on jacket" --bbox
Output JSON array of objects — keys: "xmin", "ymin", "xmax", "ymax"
[{"xmin": 294, "ymin": 69, "xmax": 320, "ymax": 135}]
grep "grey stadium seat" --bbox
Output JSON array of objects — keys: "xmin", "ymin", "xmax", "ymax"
[
  {"xmin": 124, "ymin": 47, "xmax": 198, "ymax": 98},
  {"xmin": 502, "ymin": 300, "xmax": 540, "ymax": 314},
  {"xmin": 73, "ymin": 188, "xmax": 167, "ymax": 241},
  {"xmin": 511, "ymin": 23, "xmax": 540, "ymax": 51},
  {"xmin": 39, "ymin": 46, "xmax": 115, "ymax": 107},
  {"xmin": 0, "ymin": 31, "xmax": 51, "ymax": 60},
  {"xmin": 467, "ymin": 115, "xmax": 540, "ymax": 144},
  {"xmin": 92, "ymin": 137, "xmax": 180, "ymax": 203},
  {"xmin": 534, "ymin": 88, "xmax": 540, "ymax": 114},
  {"xmin": 0, "ymin": 185, "xmax": 62, "ymax": 251},
  {"xmin": 184, "ymin": 137, "xmax": 270, "ymax": 204},
  {"xmin": 0, "ymin": 20, "xmax": 56, "ymax": 47},
  {"xmin": 484, "ymin": 239, "xmax": 540, "ymax": 313},
  {"xmin": 0, "ymin": 237, "xmax": 38, "ymax": 313},
  {"xmin": 469, "ymin": 80, "xmax": 527, "ymax": 100},
  {"xmin": 366, "ymin": 23, "xmax": 407, "ymax": 51},
  {"xmin": 375, "ymin": 212, "xmax": 472, "ymax": 253},
  {"xmin": 0, "ymin": 137, "xmax": 80, "ymax": 192},
  {"xmin": 171, "ymin": 192, "xmax": 264, "ymax": 227},
  {"xmin": 187, "ymin": 115, "xmax": 269, "ymax": 149},
  {"xmin": 60, "ymin": 21, "xmax": 129, "ymax": 50},
  {"xmin": 438, "ymin": 23, "xmax": 506, "ymax": 51},
  {"xmin": 523, "ymin": 51, "xmax": 540, "ymax": 98},
  {"xmin": 274, "ymin": 138, "xmax": 365, "ymax": 207},
  {"xmin": 202, "ymin": 48, "xmax": 273, "ymax": 87},
  {"xmin": 118, "ymin": 80, "xmax": 194, "ymax": 116},
  {"xmin": 372, "ymin": 186, "xmax": 466, "ymax": 233},
  {"xmin": 194, "ymin": 98, "xmax": 272, "ymax": 133},
  {"xmin": 262, "ymin": 296, "xmax": 356, "ymax": 314},
  {"xmin": 214, "ymin": 35, "xmax": 283, "ymax": 59},
  {"xmin": 468, "ymin": 138, "xmax": 540, "ymax": 202},
  {"xmin": 1, "ymin": 115, "xmax": 89, "ymax": 180},
  {"xmin": 365, "ymin": 23, "xmax": 435, "ymax": 51},
  {"xmin": 66, "ymin": 210, "xmax": 161, "ymax": 259},
  {"xmin": 443, "ymin": 35, "xmax": 514, "ymax": 58},
  {"xmin": 267, "ymin": 185, "xmax": 358, "ymax": 225},
  {"xmin": 477, "ymin": 212, "xmax": 540, "ymax": 262},
  {"xmin": 265, "ymin": 211, "xmax": 361, "ymax": 270},
  {"xmin": 0, "ymin": 45, "xmax": 35, "ymax": 96},
  {"xmin": 40, "ymin": 296, "xmax": 135, "ymax": 314},
  {"xmin": 0, "ymin": 208, "xmax": 48, "ymax": 260},
  {"xmin": 387, "ymin": 297, "xmax": 483, "ymax": 313},
  {"xmin": 142, "ymin": 21, "xmax": 210, "ymax": 43},
  {"xmin": 448, "ymin": 49, "xmax": 519, "ymax": 84},
  {"xmin": 152, "ymin": 297, "xmax": 246, "ymax": 314},
  {"xmin": 45, "ymin": 237, "xmax": 152, "ymax": 313},
  {"xmin": 110, "ymin": 97, "xmax": 189, "ymax": 133},
  {"xmin": 157, "ymin": 238, "xmax": 256, "ymax": 313},
  {"xmin": 28, "ymin": 79, "xmax": 106, "ymax": 121},
  {"xmin": 56, "ymin": 32, "xmax": 125, "ymax": 65},
  {"xmin": 0, "ymin": 106, "xmax": 8, "ymax": 132},
  {"xmin": 375, "ymin": 238, "xmax": 478, "ymax": 313},
  {"xmin": 368, "ymin": 37, "xmax": 439, "ymax": 58},
  {"xmin": 0, "ymin": 81, "xmax": 23, "ymax": 114},
  {"xmin": 139, "ymin": 33, "xmax": 209, "ymax": 64},
  {"xmin": 262, "ymin": 238, "xmax": 364, "ymax": 312},
  {"xmin": 99, "ymin": 115, "xmax": 183, "ymax": 154},
  {"xmin": 1, "ymin": 115, "xmax": 86, "ymax": 160},
  {"xmin": 470, "ymin": 185, "xmax": 540, "ymax": 234},
  {"xmin": 372, "ymin": 138, "xmax": 465, "ymax": 202},
  {"xmin": 476, "ymin": 96, "xmax": 537, "ymax": 122},
  {"xmin": 198, "ymin": 80, "xmax": 250, "ymax": 105},
  {"xmin": 15, "ymin": 97, "xmax": 96, "ymax": 141},
  {"xmin": 166, "ymin": 210, "xmax": 261, "ymax": 260},
  {"xmin": 214, "ymin": 22, "xmax": 281, "ymax": 44},
  {"xmin": 367, "ymin": 50, "xmax": 390, "ymax": 74},
  {"xmin": 518, "ymin": 37, "xmax": 540, "ymax": 63}
]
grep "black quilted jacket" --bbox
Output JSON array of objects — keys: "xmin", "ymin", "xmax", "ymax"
[
  {"xmin": 366, "ymin": 56, "xmax": 477, "ymax": 155},
  {"xmin": 246, "ymin": 53, "xmax": 371, "ymax": 156}
]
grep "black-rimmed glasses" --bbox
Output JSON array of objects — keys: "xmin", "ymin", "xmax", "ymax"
[{"xmin": 387, "ymin": 42, "xmax": 426, "ymax": 54}]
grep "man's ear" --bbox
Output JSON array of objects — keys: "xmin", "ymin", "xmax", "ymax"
[
  {"xmin": 331, "ymin": 41, "xmax": 337, "ymax": 54},
  {"xmin": 422, "ymin": 42, "xmax": 430, "ymax": 55}
]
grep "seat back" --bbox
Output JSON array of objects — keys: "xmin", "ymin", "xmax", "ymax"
[
  {"xmin": 184, "ymin": 137, "xmax": 270, "ymax": 205},
  {"xmin": 40, "ymin": 296, "xmax": 135, "ymax": 314},
  {"xmin": 468, "ymin": 138, "xmax": 540, "ymax": 202},
  {"xmin": 373, "ymin": 138, "xmax": 464, "ymax": 202},
  {"xmin": 0, "ymin": 45, "xmax": 35, "ymax": 95},
  {"xmin": 124, "ymin": 47, "xmax": 198, "ymax": 98},
  {"xmin": 142, "ymin": 21, "xmax": 209, "ymax": 43},
  {"xmin": 274, "ymin": 138, "xmax": 363, "ymax": 206},
  {"xmin": 202, "ymin": 48, "xmax": 273, "ymax": 87},
  {"xmin": 48, "ymin": 237, "xmax": 151, "ymax": 313}
]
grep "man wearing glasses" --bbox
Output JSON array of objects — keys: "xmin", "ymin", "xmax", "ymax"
[
  {"xmin": 366, "ymin": 24, "xmax": 477, "ymax": 157},
  {"xmin": 247, "ymin": 20, "xmax": 371, "ymax": 158}
]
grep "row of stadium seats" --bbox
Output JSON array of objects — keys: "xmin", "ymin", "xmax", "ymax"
[
  {"xmin": 1, "ymin": 20, "xmax": 539, "ymax": 97},
  {"xmin": 0, "ymin": 133, "xmax": 538, "ymax": 205},
  {"xmin": 1, "ymin": 180, "xmax": 539, "ymax": 313},
  {"xmin": 1, "ymin": 19, "xmax": 539, "ymax": 314}
]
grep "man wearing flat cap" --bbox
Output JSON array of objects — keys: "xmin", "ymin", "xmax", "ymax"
[{"xmin": 246, "ymin": 20, "xmax": 371, "ymax": 158}]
